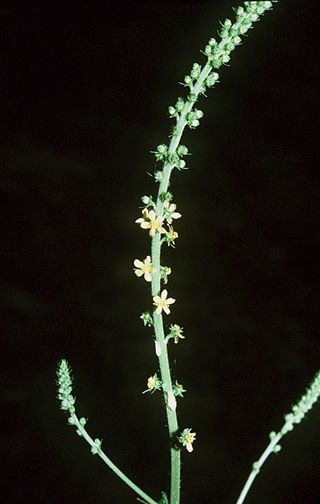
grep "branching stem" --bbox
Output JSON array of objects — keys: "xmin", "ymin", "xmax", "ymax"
[{"xmin": 71, "ymin": 413, "xmax": 159, "ymax": 504}]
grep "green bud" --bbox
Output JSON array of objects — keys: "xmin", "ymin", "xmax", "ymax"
[
  {"xmin": 160, "ymin": 191, "xmax": 173, "ymax": 202},
  {"xmin": 195, "ymin": 109, "xmax": 204, "ymax": 119},
  {"xmin": 190, "ymin": 63, "xmax": 201, "ymax": 79},
  {"xmin": 239, "ymin": 22, "xmax": 251, "ymax": 34},
  {"xmin": 173, "ymin": 381, "xmax": 186, "ymax": 397},
  {"xmin": 233, "ymin": 36, "xmax": 241, "ymax": 45},
  {"xmin": 177, "ymin": 145, "xmax": 188, "ymax": 156},
  {"xmin": 152, "ymin": 144, "xmax": 168, "ymax": 162},
  {"xmin": 91, "ymin": 438, "xmax": 102, "ymax": 455},
  {"xmin": 206, "ymin": 72, "xmax": 219, "ymax": 87},
  {"xmin": 176, "ymin": 159, "xmax": 186, "ymax": 170},
  {"xmin": 140, "ymin": 311, "xmax": 154, "ymax": 327},
  {"xmin": 273, "ymin": 444, "xmax": 282, "ymax": 453},
  {"xmin": 154, "ymin": 171, "xmax": 163, "ymax": 183},
  {"xmin": 219, "ymin": 28, "xmax": 229, "ymax": 38},
  {"xmin": 141, "ymin": 195, "xmax": 154, "ymax": 206},
  {"xmin": 187, "ymin": 93, "xmax": 197, "ymax": 103},
  {"xmin": 175, "ymin": 97, "xmax": 185, "ymax": 112},
  {"xmin": 252, "ymin": 462, "xmax": 260, "ymax": 473}
]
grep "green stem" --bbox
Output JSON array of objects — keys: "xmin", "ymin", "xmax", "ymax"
[
  {"xmin": 71, "ymin": 413, "xmax": 158, "ymax": 504},
  {"xmin": 151, "ymin": 234, "xmax": 180, "ymax": 504},
  {"xmin": 150, "ymin": 63, "xmax": 212, "ymax": 504},
  {"xmin": 150, "ymin": 6, "xmax": 276, "ymax": 502}
]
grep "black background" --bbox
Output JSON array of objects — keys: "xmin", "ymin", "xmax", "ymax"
[{"xmin": 1, "ymin": 2, "xmax": 320, "ymax": 503}]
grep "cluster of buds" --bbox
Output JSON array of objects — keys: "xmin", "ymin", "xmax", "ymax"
[
  {"xmin": 186, "ymin": 108, "xmax": 204, "ymax": 129},
  {"xmin": 204, "ymin": 1, "xmax": 274, "ymax": 69},
  {"xmin": 281, "ymin": 370, "xmax": 320, "ymax": 435},
  {"xmin": 57, "ymin": 359, "xmax": 76, "ymax": 414},
  {"xmin": 168, "ymin": 96, "xmax": 185, "ymax": 119},
  {"xmin": 181, "ymin": 62, "xmax": 202, "ymax": 90},
  {"xmin": 151, "ymin": 143, "xmax": 189, "ymax": 172}
]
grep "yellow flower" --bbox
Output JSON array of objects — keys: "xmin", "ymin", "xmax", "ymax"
[
  {"xmin": 163, "ymin": 201, "xmax": 182, "ymax": 224},
  {"xmin": 142, "ymin": 373, "xmax": 162, "ymax": 394},
  {"xmin": 179, "ymin": 428, "xmax": 196, "ymax": 453},
  {"xmin": 185, "ymin": 431, "xmax": 196, "ymax": 453},
  {"xmin": 166, "ymin": 225, "xmax": 179, "ymax": 246},
  {"xmin": 169, "ymin": 324, "xmax": 185, "ymax": 344},
  {"xmin": 147, "ymin": 376, "xmax": 157, "ymax": 390},
  {"xmin": 153, "ymin": 289, "xmax": 176, "ymax": 315},
  {"xmin": 135, "ymin": 208, "xmax": 165, "ymax": 236},
  {"xmin": 134, "ymin": 256, "xmax": 156, "ymax": 282}
]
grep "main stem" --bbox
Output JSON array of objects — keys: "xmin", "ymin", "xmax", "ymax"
[
  {"xmin": 151, "ymin": 61, "xmax": 213, "ymax": 504},
  {"xmin": 152, "ymin": 230, "xmax": 180, "ymax": 504}
]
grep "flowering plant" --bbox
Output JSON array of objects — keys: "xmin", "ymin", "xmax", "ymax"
[{"xmin": 56, "ymin": 2, "xmax": 320, "ymax": 503}]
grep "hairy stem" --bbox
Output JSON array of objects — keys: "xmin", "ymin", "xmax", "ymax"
[{"xmin": 150, "ymin": 62, "xmax": 212, "ymax": 504}]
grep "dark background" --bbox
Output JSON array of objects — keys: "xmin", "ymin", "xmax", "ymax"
[{"xmin": 1, "ymin": 2, "xmax": 320, "ymax": 503}]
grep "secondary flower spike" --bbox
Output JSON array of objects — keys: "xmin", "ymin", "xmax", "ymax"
[
  {"xmin": 134, "ymin": 256, "xmax": 156, "ymax": 282},
  {"xmin": 153, "ymin": 289, "xmax": 176, "ymax": 315}
]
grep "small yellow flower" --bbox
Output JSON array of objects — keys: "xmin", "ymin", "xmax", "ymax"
[
  {"xmin": 134, "ymin": 256, "xmax": 156, "ymax": 282},
  {"xmin": 163, "ymin": 201, "xmax": 182, "ymax": 224},
  {"xmin": 135, "ymin": 208, "xmax": 165, "ymax": 236},
  {"xmin": 147, "ymin": 376, "xmax": 157, "ymax": 390},
  {"xmin": 179, "ymin": 428, "xmax": 196, "ymax": 453},
  {"xmin": 166, "ymin": 225, "xmax": 179, "ymax": 246},
  {"xmin": 143, "ymin": 373, "xmax": 162, "ymax": 394},
  {"xmin": 185, "ymin": 431, "xmax": 196, "ymax": 453},
  {"xmin": 153, "ymin": 289, "xmax": 176, "ymax": 315},
  {"xmin": 169, "ymin": 324, "xmax": 185, "ymax": 344}
]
